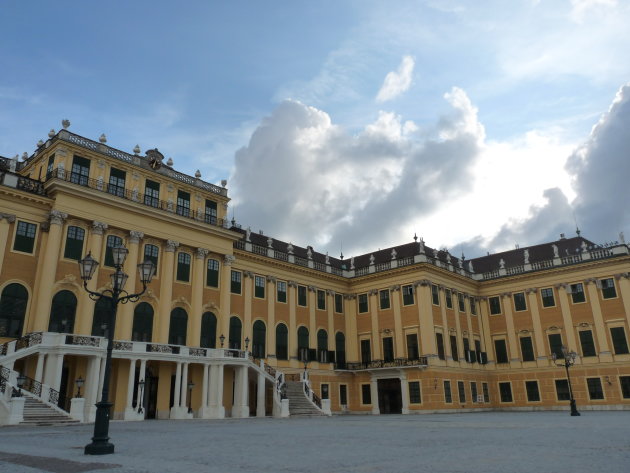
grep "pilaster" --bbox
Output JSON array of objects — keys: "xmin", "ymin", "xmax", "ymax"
[
  {"xmin": 190, "ymin": 248, "xmax": 209, "ymax": 346},
  {"xmin": 158, "ymin": 240, "xmax": 178, "ymax": 343}
]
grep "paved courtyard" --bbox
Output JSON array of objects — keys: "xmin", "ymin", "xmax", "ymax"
[{"xmin": 1, "ymin": 411, "xmax": 629, "ymax": 473}]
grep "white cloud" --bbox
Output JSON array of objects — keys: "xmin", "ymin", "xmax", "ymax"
[
  {"xmin": 570, "ymin": 0, "xmax": 618, "ymax": 23},
  {"xmin": 376, "ymin": 56, "xmax": 415, "ymax": 103}
]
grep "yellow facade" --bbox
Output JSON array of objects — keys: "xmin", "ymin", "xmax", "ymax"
[{"xmin": 1, "ymin": 128, "xmax": 630, "ymax": 421}]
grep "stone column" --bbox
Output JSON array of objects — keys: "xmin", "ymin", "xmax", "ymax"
[
  {"xmin": 526, "ymin": 289, "xmax": 548, "ymax": 365},
  {"xmin": 85, "ymin": 355, "xmax": 101, "ymax": 422},
  {"xmin": 370, "ymin": 377, "xmax": 380, "ymax": 415},
  {"xmin": 215, "ymin": 364, "xmax": 225, "ymax": 418},
  {"xmin": 453, "ymin": 290, "xmax": 464, "ymax": 365},
  {"xmin": 0, "ymin": 214, "xmax": 15, "ymax": 277},
  {"xmin": 34, "ymin": 354, "xmax": 45, "ymax": 382},
  {"xmin": 391, "ymin": 286, "xmax": 404, "ymax": 358},
  {"xmin": 190, "ymin": 248, "xmax": 209, "ymax": 347},
  {"xmin": 232, "ymin": 365, "xmax": 249, "ymax": 418},
  {"xmin": 256, "ymin": 372, "xmax": 266, "ymax": 417},
  {"xmin": 43, "ymin": 353, "xmax": 64, "ymax": 391},
  {"xmin": 344, "ymin": 295, "xmax": 359, "ymax": 362},
  {"xmin": 479, "ymin": 299, "xmax": 494, "ymax": 364},
  {"xmin": 266, "ymin": 276, "xmax": 276, "ymax": 358},
  {"xmin": 584, "ymin": 281, "xmax": 612, "ymax": 360},
  {"xmin": 308, "ymin": 287, "xmax": 317, "ymax": 349},
  {"xmin": 76, "ymin": 221, "xmax": 108, "ymax": 335},
  {"xmin": 400, "ymin": 376, "xmax": 410, "ymax": 415},
  {"xmin": 219, "ymin": 255, "xmax": 235, "ymax": 342},
  {"xmin": 32, "ymin": 210, "xmax": 67, "ymax": 332},
  {"xmin": 288, "ymin": 282, "xmax": 298, "ymax": 360},
  {"xmin": 124, "ymin": 359, "xmax": 137, "ymax": 418},
  {"xmin": 416, "ymin": 282, "xmax": 437, "ymax": 358},
  {"xmin": 158, "ymin": 240, "xmax": 178, "ymax": 343},
  {"xmin": 369, "ymin": 290, "xmax": 382, "ymax": 359},
  {"xmin": 439, "ymin": 288, "xmax": 451, "ymax": 361},
  {"xmin": 116, "ymin": 231, "xmax": 143, "ymax": 340},
  {"xmin": 201, "ymin": 363, "xmax": 209, "ymax": 410},
  {"xmin": 180, "ymin": 362, "xmax": 189, "ymax": 409},
  {"xmin": 502, "ymin": 294, "xmax": 520, "ymax": 365},
  {"xmin": 172, "ymin": 362, "xmax": 182, "ymax": 409},
  {"xmin": 136, "ymin": 359, "xmax": 147, "ymax": 412}
]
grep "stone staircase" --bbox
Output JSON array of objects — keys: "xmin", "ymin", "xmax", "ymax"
[
  {"xmin": 20, "ymin": 396, "xmax": 79, "ymax": 426},
  {"xmin": 285, "ymin": 381, "xmax": 326, "ymax": 417}
]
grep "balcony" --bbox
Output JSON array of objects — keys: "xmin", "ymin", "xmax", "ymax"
[{"xmin": 336, "ymin": 357, "xmax": 428, "ymax": 371}]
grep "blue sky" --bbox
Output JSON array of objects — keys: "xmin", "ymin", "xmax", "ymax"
[{"xmin": 2, "ymin": 1, "xmax": 630, "ymax": 257}]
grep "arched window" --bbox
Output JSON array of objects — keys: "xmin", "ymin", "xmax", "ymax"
[
  {"xmin": 200, "ymin": 312, "xmax": 217, "ymax": 348},
  {"xmin": 297, "ymin": 326, "xmax": 309, "ymax": 361},
  {"xmin": 229, "ymin": 316, "xmax": 242, "ymax": 349},
  {"xmin": 48, "ymin": 290, "xmax": 77, "ymax": 333},
  {"xmin": 0, "ymin": 283, "xmax": 28, "ymax": 338},
  {"xmin": 168, "ymin": 308, "xmax": 188, "ymax": 345},
  {"xmin": 317, "ymin": 329, "xmax": 328, "ymax": 363},
  {"xmin": 335, "ymin": 332, "xmax": 346, "ymax": 367},
  {"xmin": 276, "ymin": 323, "xmax": 288, "ymax": 360},
  {"xmin": 132, "ymin": 302, "xmax": 154, "ymax": 342},
  {"xmin": 252, "ymin": 320, "xmax": 266, "ymax": 358},
  {"xmin": 91, "ymin": 297, "xmax": 110, "ymax": 336}
]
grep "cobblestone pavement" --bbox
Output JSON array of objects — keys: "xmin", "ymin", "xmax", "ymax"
[{"xmin": 1, "ymin": 411, "xmax": 629, "ymax": 473}]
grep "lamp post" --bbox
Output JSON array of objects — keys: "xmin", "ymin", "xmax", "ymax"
[
  {"xmin": 79, "ymin": 247, "xmax": 156, "ymax": 455},
  {"xmin": 187, "ymin": 380, "xmax": 195, "ymax": 414},
  {"xmin": 137, "ymin": 379, "xmax": 145, "ymax": 414},
  {"xmin": 245, "ymin": 336, "xmax": 250, "ymax": 353},
  {"xmin": 552, "ymin": 346, "xmax": 580, "ymax": 416},
  {"xmin": 219, "ymin": 334, "xmax": 225, "ymax": 348},
  {"xmin": 75, "ymin": 376, "xmax": 84, "ymax": 398},
  {"xmin": 16, "ymin": 373, "xmax": 26, "ymax": 397}
]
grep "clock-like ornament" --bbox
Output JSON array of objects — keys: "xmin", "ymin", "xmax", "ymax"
[{"xmin": 146, "ymin": 148, "xmax": 164, "ymax": 170}]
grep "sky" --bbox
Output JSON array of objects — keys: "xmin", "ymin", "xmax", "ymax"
[{"xmin": 1, "ymin": 0, "xmax": 630, "ymax": 260}]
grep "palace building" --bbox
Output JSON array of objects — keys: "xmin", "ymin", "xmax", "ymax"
[{"xmin": 1, "ymin": 123, "xmax": 630, "ymax": 425}]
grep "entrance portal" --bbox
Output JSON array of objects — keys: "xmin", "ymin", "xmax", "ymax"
[{"xmin": 377, "ymin": 378, "xmax": 402, "ymax": 414}]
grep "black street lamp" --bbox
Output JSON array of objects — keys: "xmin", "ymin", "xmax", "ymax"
[
  {"xmin": 187, "ymin": 380, "xmax": 195, "ymax": 414},
  {"xmin": 137, "ymin": 379, "xmax": 145, "ymax": 414},
  {"xmin": 219, "ymin": 334, "xmax": 225, "ymax": 348},
  {"xmin": 75, "ymin": 376, "xmax": 84, "ymax": 398},
  {"xmin": 16, "ymin": 373, "xmax": 26, "ymax": 397},
  {"xmin": 552, "ymin": 346, "xmax": 581, "ymax": 416},
  {"xmin": 79, "ymin": 247, "xmax": 156, "ymax": 455},
  {"xmin": 245, "ymin": 336, "xmax": 250, "ymax": 353}
]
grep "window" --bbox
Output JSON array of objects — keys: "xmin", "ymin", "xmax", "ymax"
[
  {"xmin": 383, "ymin": 337, "xmax": 394, "ymax": 362},
  {"xmin": 298, "ymin": 327, "xmax": 309, "ymax": 359},
  {"xmin": 620, "ymin": 376, "xmax": 630, "ymax": 399},
  {"xmin": 379, "ymin": 289, "xmax": 390, "ymax": 310},
  {"xmin": 64, "ymin": 226, "xmax": 85, "ymax": 260},
  {"xmin": 206, "ymin": 259, "xmax": 219, "ymax": 287},
  {"xmin": 104, "ymin": 235, "xmax": 123, "ymax": 267},
  {"xmin": 200, "ymin": 312, "xmax": 217, "ymax": 348},
  {"xmin": 317, "ymin": 290, "xmax": 326, "ymax": 310},
  {"xmin": 513, "ymin": 292, "xmax": 527, "ymax": 311},
  {"xmin": 475, "ymin": 340, "xmax": 482, "ymax": 363},
  {"xmin": 458, "ymin": 293, "xmax": 465, "ymax": 312},
  {"xmin": 321, "ymin": 384, "xmax": 329, "ymax": 400},
  {"xmin": 297, "ymin": 285, "xmax": 307, "ymax": 307},
  {"xmin": 471, "ymin": 382, "xmax": 478, "ymax": 403},
  {"xmin": 579, "ymin": 330, "xmax": 596, "ymax": 357},
  {"xmin": 228, "ymin": 316, "xmax": 242, "ymax": 349},
  {"xmin": 360, "ymin": 339, "xmax": 371, "ymax": 364},
  {"xmin": 555, "ymin": 379, "xmax": 570, "ymax": 401},
  {"xmin": 334, "ymin": 293, "xmax": 343, "ymax": 313},
  {"xmin": 541, "ymin": 288, "xmax": 555, "ymax": 307},
  {"xmin": 168, "ymin": 308, "xmax": 187, "ymax": 345},
  {"xmin": 457, "ymin": 381, "xmax": 466, "ymax": 403},
  {"xmin": 176, "ymin": 253, "xmax": 191, "ymax": 282},
  {"xmin": 570, "ymin": 283, "xmax": 586, "ymax": 303},
  {"xmin": 176, "ymin": 190, "xmax": 190, "ymax": 217},
  {"xmin": 91, "ymin": 298, "xmax": 109, "ymax": 337},
  {"xmin": 494, "ymin": 339, "xmax": 508, "ymax": 364},
  {"xmin": 450, "ymin": 335, "xmax": 459, "ymax": 361},
  {"xmin": 548, "ymin": 333, "xmax": 564, "ymax": 359},
  {"xmin": 13, "ymin": 221, "xmax": 37, "ymax": 253},
  {"xmin": 499, "ymin": 382, "xmax": 513, "ymax": 402},
  {"xmin": 610, "ymin": 327, "xmax": 629, "ymax": 354},
  {"xmin": 464, "ymin": 338, "xmax": 473, "ymax": 363},
  {"xmin": 48, "ymin": 290, "xmax": 77, "ymax": 333},
  {"xmin": 335, "ymin": 332, "xmax": 346, "ymax": 367},
  {"xmin": 340, "ymin": 385, "xmax": 348, "ymax": 406},
  {"xmin": 436, "ymin": 333, "xmax": 445, "ymax": 360},
  {"xmin": 600, "ymin": 278, "xmax": 617, "ymax": 299},
  {"xmin": 204, "ymin": 199, "xmax": 217, "ymax": 225},
  {"xmin": 254, "ymin": 276, "xmax": 265, "ymax": 298},
  {"xmin": 230, "ymin": 270, "xmax": 242, "ymax": 294},
  {"xmin": 276, "ymin": 324, "xmax": 288, "ymax": 360},
  {"xmin": 358, "ymin": 293, "xmax": 368, "ymax": 313},
  {"xmin": 317, "ymin": 329, "xmax": 329, "ymax": 362},
  {"xmin": 470, "ymin": 298, "xmax": 477, "ymax": 315},
  {"xmin": 0, "ymin": 283, "xmax": 28, "ymax": 338},
  {"xmin": 144, "ymin": 244, "xmax": 159, "ymax": 268},
  {"xmin": 409, "ymin": 381, "xmax": 421, "ymax": 404},
  {"xmin": 489, "ymin": 296, "xmax": 501, "ymax": 315},
  {"xmin": 46, "ymin": 154, "xmax": 55, "ymax": 177},
  {"xmin": 70, "ymin": 156, "xmax": 90, "ymax": 186},
  {"xmin": 482, "ymin": 382, "xmax": 490, "ymax": 402},
  {"xmin": 144, "ymin": 180, "xmax": 160, "ymax": 207},
  {"xmin": 443, "ymin": 380, "xmax": 452, "ymax": 403},
  {"xmin": 361, "ymin": 384, "xmax": 371, "ymax": 404},
  {"xmin": 445, "ymin": 289, "xmax": 453, "ymax": 309},
  {"xmin": 402, "ymin": 285, "xmax": 414, "ymax": 305},
  {"xmin": 406, "ymin": 333, "xmax": 419, "ymax": 360},
  {"xmin": 525, "ymin": 381, "xmax": 540, "ymax": 402},
  {"xmin": 587, "ymin": 378, "xmax": 604, "ymax": 400},
  {"xmin": 431, "ymin": 285, "xmax": 440, "ymax": 305},
  {"xmin": 132, "ymin": 302, "xmax": 154, "ymax": 342},
  {"xmin": 519, "ymin": 336, "xmax": 535, "ymax": 362},
  {"xmin": 108, "ymin": 167, "xmax": 126, "ymax": 197},
  {"xmin": 277, "ymin": 280, "xmax": 287, "ymax": 303},
  {"xmin": 252, "ymin": 320, "xmax": 266, "ymax": 358}
]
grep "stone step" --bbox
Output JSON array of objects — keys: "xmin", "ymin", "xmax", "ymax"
[{"xmin": 19, "ymin": 395, "xmax": 78, "ymax": 426}]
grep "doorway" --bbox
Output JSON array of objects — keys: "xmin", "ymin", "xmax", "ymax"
[{"xmin": 377, "ymin": 378, "xmax": 402, "ymax": 414}]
